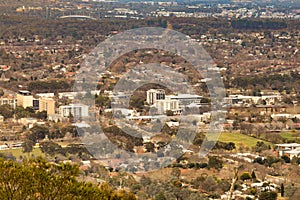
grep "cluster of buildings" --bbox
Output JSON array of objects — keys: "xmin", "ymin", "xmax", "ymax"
[
  {"xmin": 101, "ymin": 89, "xmax": 211, "ymax": 125},
  {"xmin": 225, "ymin": 94, "xmax": 282, "ymax": 107},
  {"xmin": 146, "ymin": 89, "xmax": 203, "ymax": 115},
  {"xmin": 221, "ymin": 181, "xmax": 279, "ymax": 200},
  {"xmin": 0, "ymin": 90, "xmax": 90, "ymax": 120},
  {"xmin": 0, "ymin": 88, "xmax": 209, "ymax": 125},
  {"xmin": 214, "ymin": 6, "xmax": 300, "ymax": 19},
  {"xmin": 13, "ymin": 0, "xmax": 300, "ymax": 20},
  {"xmin": 275, "ymin": 143, "xmax": 300, "ymax": 160}
]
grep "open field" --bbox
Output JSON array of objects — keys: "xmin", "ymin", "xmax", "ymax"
[
  {"xmin": 286, "ymin": 105, "xmax": 300, "ymax": 114},
  {"xmin": 218, "ymin": 132, "xmax": 271, "ymax": 148},
  {"xmin": 0, "ymin": 148, "xmax": 44, "ymax": 159},
  {"xmin": 280, "ymin": 131, "xmax": 300, "ymax": 141}
]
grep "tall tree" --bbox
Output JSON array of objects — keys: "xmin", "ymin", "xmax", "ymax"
[{"xmin": 22, "ymin": 139, "xmax": 35, "ymax": 154}]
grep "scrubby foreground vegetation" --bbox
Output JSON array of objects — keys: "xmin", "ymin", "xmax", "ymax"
[{"xmin": 0, "ymin": 158, "xmax": 136, "ymax": 200}]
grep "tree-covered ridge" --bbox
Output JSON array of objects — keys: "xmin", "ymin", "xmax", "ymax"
[
  {"xmin": 230, "ymin": 72, "xmax": 300, "ymax": 94},
  {"xmin": 231, "ymin": 19, "xmax": 288, "ymax": 30},
  {"xmin": 0, "ymin": 158, "xmax": 136, "ymax": 200}
]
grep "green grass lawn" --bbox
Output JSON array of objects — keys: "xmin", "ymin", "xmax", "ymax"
[
  {"xmin": 1, "ymin": 148, "xmax": 44, "ymax": 159},
  {"xmin": 280, "ymin": 131, "xmax": 300, "ymax": 141},
  {"xmin": 218, "ymin": 132, "xmax": 271, "ymax": 148}
]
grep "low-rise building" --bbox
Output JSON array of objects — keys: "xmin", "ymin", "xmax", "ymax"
[
  {"xmin": 18, "ymin": 117, "xmax": 38, "ymax": 128},
  {"xmin": 271, "ymin": 113, "xmax": 300, "ymax": 120},
  {"xmin": 275, "ymin": 143, "xmax": 300, "ymax": 157},
  {"xmin": 167, "ymin": 94, "xmax": 203, "ymax": 106},
  {"xmin": 285, "ymin": 149, "xmax": 300, "ymax": 160},
  {"xmin": 36, "ymin": 93, "xmax": 55, "ymax": 98},
  {"xmin": 225, "ymin": 94, "xmax": 281, "ymax": 106},
  {"xmin": 0, "ymin": 95, "xmax": 17, "ymax": 109}
]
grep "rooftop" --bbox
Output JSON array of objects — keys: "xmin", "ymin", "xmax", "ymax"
[
  {"xmin": 167, "ymin": 94, "xmax": 203, "ymax": 99},
  {"xmin": 275, "ymin": 143, "xmax": 300, "ymax": 147},
  {"xmin": 18, "ymin": 90, "xmax": 31, "ymax": 95}
]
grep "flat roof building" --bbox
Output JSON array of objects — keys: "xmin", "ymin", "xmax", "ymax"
[
  {"xmin": 167, "ymin": 94, "xmax": 203, "ymax": 106},
  {"xmin": 0, "ymin": 95, "xmax": 17, "ymax": 109},
  {"xmin": 59, "ymin": 104, "xmax": 89, "ymax": 118},
  {"xmin": 17, "ymin": 90, "xmax": 33, "ymax": 108},
  {"xmin": 275, "ymin": 143, "xmax": 300, "ymax": 157},
  {"xmin": 146, "ymin": 89, "xmax": 165, "ymax": 105},
  {"xmin": 39, "ymin": 97, "xmax": 56, "ymax": 115},
  {"xmin": 155, "ymin": 98, "xmax": 181, "ymax": 115}
]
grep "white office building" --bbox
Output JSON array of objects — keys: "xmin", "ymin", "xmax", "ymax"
[
  {"xmin": 155, "ymin": 98, "xmax": 181, "ymax": 115},
  {"xmin": 59, "ymin": 104, "xmax": 89, "ymax": 118},
  {"xmin": 167, "ymin": 94, "xmax": 203, "ymax": 106},
  {"xmin": 146, "ymin": 89, "xmax": 165, "ymax": 105}
]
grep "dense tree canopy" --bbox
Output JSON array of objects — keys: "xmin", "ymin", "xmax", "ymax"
[
  {"xmin": 0, "ymin": 104, "xmax": 14, "ymax": 119},
  {"xmin": 0, "ymin": 158, "xmax": 136, "ymax": 200},
  {"xmin": 28, "ymin": 80, "xmax": 71, "ymax": 93}
]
